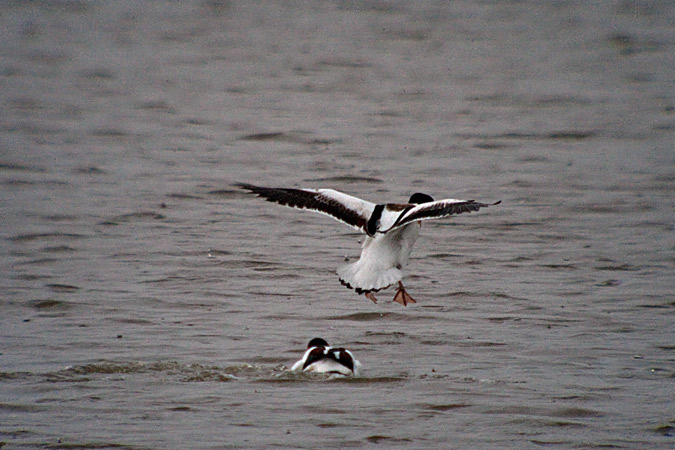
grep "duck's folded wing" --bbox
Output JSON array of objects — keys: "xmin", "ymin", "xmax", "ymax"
[
  {"xmin": 236, "ymin": 183, "xmax": 375, "ymax": 233},
  {"xmin": 382, "ymin": 198, "xmax": 500, "ymax": 233}
]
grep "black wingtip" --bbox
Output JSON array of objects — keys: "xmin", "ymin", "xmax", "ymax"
[
  {"xmin": 471, "ymin": 200, "xmax": 501, "ymax": 206},
  {"xmin": 235, "ymin": 182, "xmax": 265, "ymax": 195},
  {"xmin": 234, "ymin": 182, "xmax": 254, "ymax": 190}
]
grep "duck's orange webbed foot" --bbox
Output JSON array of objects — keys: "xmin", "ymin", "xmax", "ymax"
[
  {"xmin": 365, "ymin": 291, "xmax": 378, "ymax": 304},
  {"xmin": 392, "ymin": 282, "xmax": 416, "ymax": 306}
]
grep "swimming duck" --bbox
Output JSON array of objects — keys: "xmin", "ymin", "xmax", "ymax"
[
  {"xmin": 237, "ymin": 183, "xmax": 499, "ymax": 305},
  {"xmin": 291, "ymin": 338, "xmax": 361, "ymax": 376}
]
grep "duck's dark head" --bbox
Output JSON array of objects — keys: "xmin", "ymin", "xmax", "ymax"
[
  {"xmin": 307, "ymin": 337, "xmax": 329, "ymax": 349},
  {"xmin": 408, "ymin": 193, "xmax": 434, "ymax": 204}
]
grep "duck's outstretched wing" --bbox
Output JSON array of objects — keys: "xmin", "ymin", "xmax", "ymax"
[
  {"xmin": 381, "ymin": 198, "xmax": 501, "ymax": 233},
  {"xmin": 236, "ymin": 183, "xmax": 375, "ymax": 233}
]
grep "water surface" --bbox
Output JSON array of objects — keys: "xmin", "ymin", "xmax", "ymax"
[{"xmin": 1, "ymin": 1, "xmax": 673, "ymax": 449}]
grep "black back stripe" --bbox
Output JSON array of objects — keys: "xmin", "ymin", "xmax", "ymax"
[
  {"xmin": 331, "ymin": 348, "xmax": 354, "ymax": 372},
  {"xmin": 302, "ymin": 347, "xmax": 327, "ymax": 370},
  {"xmin": 366, "ymin": 204, "xmax": 385, "ymax": 236},
  {"xmin": 301, "ymin": 346, "xmax": 355, "ymax": 372},
  {"xmin": 387, "ymin": 204, "xmax": 415, "ymax": 231}
]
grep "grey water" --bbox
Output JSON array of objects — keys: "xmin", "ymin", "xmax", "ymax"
[{"xmin": 1, "ymin": 1, "xmax": 673, "ymax": 449}]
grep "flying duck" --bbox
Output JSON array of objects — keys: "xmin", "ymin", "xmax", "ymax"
[
  {"xmin": 236, "ymin": 183, "xmax": 499, "ymax": 305},
  {"xmin": 291, "ymin": 338, "xmax": 361, "ymax": 376}
]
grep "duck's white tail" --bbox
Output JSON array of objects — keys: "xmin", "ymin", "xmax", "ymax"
[{"xmin": 337, "ymin": 260, "xmax": 401, "ymax": 293}]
